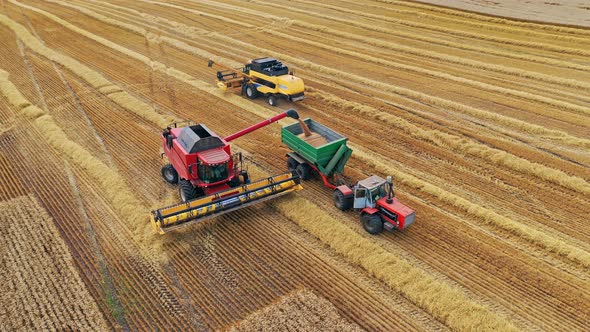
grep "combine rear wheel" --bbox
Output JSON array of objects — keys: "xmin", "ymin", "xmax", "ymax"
[
  {"xmin": 245, "ymin": 84, "xmax": 258, "ymax": 99},
  {"xmin": 267, "ymin": 95, "xmax": 278, "ymax": 106},
  {"xmin": 361, "ymin": 213, "xmax": 383, "ymax": 234},
  {"xmin": 333, "ymin": 189, "xmax": 352, "ymax": 211},
  {"xmin": 161, "ymin": 164, "xmax": 178, "ymax": 184},
  {"xmin": 179, "ymin": 180, "xmax": 198, "ymax": 202}
]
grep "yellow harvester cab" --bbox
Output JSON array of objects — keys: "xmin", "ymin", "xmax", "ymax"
[{"xmin": 243, "ymin": 57, "xmax": 305, "ymax": 106}]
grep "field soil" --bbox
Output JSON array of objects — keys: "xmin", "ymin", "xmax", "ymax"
[
  {"xmin": 0, "ymin": 0, "xmax": 588, "ymax": 331},
  {"xmin": 415, "ymin": 0, "xmax": 590, "ymax": 27}
]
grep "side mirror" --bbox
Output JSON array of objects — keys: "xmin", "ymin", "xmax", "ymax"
[{"xmin": 386, "ymin": 176, "xmax": 392, "ymax": 184}]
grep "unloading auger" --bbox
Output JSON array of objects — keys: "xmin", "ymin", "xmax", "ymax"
[{"xmin": 151, "ymin": 109, "xmax": 303, "ymax": 234}]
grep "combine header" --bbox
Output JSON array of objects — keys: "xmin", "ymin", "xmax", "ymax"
[
  {"xmin": 208, "ymin": 57, "xmax": 305, "ymax": 106},
  {"xmin": 151, "ymin": 110, "xmax": 303, "ymax": 234}
]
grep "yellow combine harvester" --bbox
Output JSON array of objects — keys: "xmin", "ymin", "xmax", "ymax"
[
  {"xmin": 151, "ymin": 109, "xmax": 303, "ymax": 234},
  {"xmin": 208, "ymin": 57, "xmax": 305, "ymax": 106}
]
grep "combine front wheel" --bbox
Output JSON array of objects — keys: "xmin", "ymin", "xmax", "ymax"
[
  {"xmin": 361, "ymin": 213, "xmax": 383, "ymax": 235},
  {"xmin": 161, "ymin": 164, "xmax": 178, "ymax": 184},
  {"xmin": 179, "ymin": 180, "xmax": 198, "ymax": 202},
  {"xmin": 245, "ymin": 84, "xmax": 258, "ymax": 99}
]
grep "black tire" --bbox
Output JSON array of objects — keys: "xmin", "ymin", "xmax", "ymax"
[
  {"xmin": 245, "ymin": 84, "xmax": 258, "ymax": 99},
  {"xmin": 161, "ymin": 164, "xmax": 178, "ymax": 184},
  {"xmin": 229, "ymin": 176, "xmax": 241, "ymax": 187},
  {"xmin": 287, "ymin": 157, "xmax": 299, "ymax": 172},
  {"xmin": 361, "ymin": 213, "xmax": 383, "ymax": 235},
  {"xmin": 179, "ymin": 179, "xmax": 198, "ymax": 202},
  {"xmin": 267, "ymin": 95, "xmax": 278, "ymax": 106},
  {"xmin": 295, "ymin": 163, "xmax": 312, "ymax": 180},
  {"xmin": 333, "ymin": 189, "xmax": 352, "ymax": 211}
]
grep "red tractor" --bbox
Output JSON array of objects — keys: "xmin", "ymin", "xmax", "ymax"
[
  {"xmin": 152, "ymin": 109, "xmax": 302, "ymax": 234},
  {"xmin": 334, "ymin": 175, "xmax": 415, "ymax": 234}
]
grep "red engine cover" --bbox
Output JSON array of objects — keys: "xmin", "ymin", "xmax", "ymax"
[{"xmin": 376, "ymin": 197, "xmax": 415, "ymax": 230}]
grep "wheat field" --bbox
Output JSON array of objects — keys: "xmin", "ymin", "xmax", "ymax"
[{"xmin": 0, "ymin": 0, "xmax": 588, "ymax": 331}]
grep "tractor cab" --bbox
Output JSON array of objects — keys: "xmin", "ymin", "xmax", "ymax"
[{"xmin": 353, "ymin": 175, "xmax": 388, "ymax": 209}]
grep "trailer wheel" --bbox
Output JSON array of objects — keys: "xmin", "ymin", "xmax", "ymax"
[
  {"xmin": 333, "ymin": 189, "xmax": 352, "ymax": 211},
  {"xmin": 361, "ymin": 213, "xmax": 383, "ymax": 235},
  {"xmin": 267, "ymin": 95, "xmax": 278, "ymax": 107},
  {"xmin": 287, "ymin": 157, "xmax": 299, "ymax": 172},
  {"xmin": 245, "ymin": 84, "xmax": 258, "ymax": 99},
  {"xmin": 295, "ymin": 163, "xmax": 312, "ymax": 180},
  {"xmin": 179, "ymin": 179, "xmax": 198, "ymax": 202},
  {"xmin": 161, "ymin": 164, "xmax": 178, "ymax": 184}
]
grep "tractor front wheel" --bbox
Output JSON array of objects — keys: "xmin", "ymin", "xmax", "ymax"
[
  {"xmin": 295, "ymin": 163, "xmax": 312, "ymax": 180},
  {"xmin": 161, "ymin": 164, "xmax": 178, "ymax": 184},
  {"xmin": 333, "ymin": 189, "xmax": 352, "ymax": 211},
  {"xmin": 179, "ymin": 179, "xmax": 198, "ymax": 202},
  {"xmin": 267, "ymin": 95, "xmax": 278, "ymax": 107},
  {"xmin": 361, "ymin": 213, "xmax": 383, "ymax": 235},
  {"xmin": 245, "ymin": 84, "xmax": 258, "ymax": 99}
]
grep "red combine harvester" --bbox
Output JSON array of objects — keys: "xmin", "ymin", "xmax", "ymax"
[{"xmin": 151, "ymin": 109, "xmax": 303, "ymax": 234}]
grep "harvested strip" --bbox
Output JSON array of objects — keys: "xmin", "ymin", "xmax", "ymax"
[
  {"xmin": 350, "ymin": 144, "xmax": 590, "ymax": 268},
  {"xmin": 0, "ymin": 70, "xmax": 160, "ymax": 257},
  {"xmin": 309, "ymin": 91, "xmax": 590, "ymax": 193},
  {"xmin": 226, "ymin": 288, "xmax": 363, "ymax": 332},
  {"xmin": 0, "ymin": 194, "xmax": 109, "ymax": 331},
  {"xmin": 36, "ymin": 0, "xmax": 589, "ymax": 147},
  {"xmin": 14, "ymin": 3, "xmax": 586, "ymax": 269},
  {"xmin": 272, "ymin": 195, "xmax": 518, "ymax": 331},
  {"xmin": 0, "ymin": 11, "xmax": 173, "ymax": 128}
]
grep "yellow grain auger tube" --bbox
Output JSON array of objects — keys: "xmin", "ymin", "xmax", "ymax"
[
  {"xmin": 151, "ymin": 173, "xmax": 302, "ymax": 234},
  {"xmin": 208, "ymin": 57, "xmax": 305, "ymax": 107}
]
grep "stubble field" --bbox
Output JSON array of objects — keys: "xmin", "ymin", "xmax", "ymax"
[{"xmin": 0, "ymin": 0, "xmax": 588, "ymax": 331}]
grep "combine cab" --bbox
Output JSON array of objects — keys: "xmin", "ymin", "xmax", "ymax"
[
  {"xmin": 208, "ymin": 57, "xmax": 305, "ymax": 106},
  {"xmin": 151, "ymin": 109, "xmax": 303, "ymax": 234}
]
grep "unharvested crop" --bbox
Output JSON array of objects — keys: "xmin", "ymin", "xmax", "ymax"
[
  {"xmin": 227, "ymin": 288, "xmax": 363, "ymax": 332},
  {"xmin": 0, "ymin": 195, "xmax": 109, "ymax": 331}
]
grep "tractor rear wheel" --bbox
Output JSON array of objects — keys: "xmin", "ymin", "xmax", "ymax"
[
  {"xmin": 245, "ymin": 84, "xmax": 258, "ymax": 99},
  {"xmin": 179, "ymin": 179, "xmax": 198, "ymax": 202},
  {"xmin": 333, "ymin": 189, "xmax": 352, "ymax": 211},
  {"xmin": 161, "ymin": 164, "xmax": 178, "ymax": 184},
  {"xmin": 361, "ymin": 213, "xmax": 383, "ymax": 235},
  {"xmin": 295, "ymin": 163, "xmax": 312, "ymax": 180},
  {"xmin": 267, "ymin": 95, "xmax": 278, "ymax": 106},
  {"xmin": 287, "ymin": 157, "xmax": 299, "ymax": 172}
]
